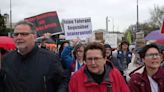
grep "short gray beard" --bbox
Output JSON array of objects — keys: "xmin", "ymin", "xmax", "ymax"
[{"xmin": 17, "ymin": 47, "xmax": 28, "ymax": 55}]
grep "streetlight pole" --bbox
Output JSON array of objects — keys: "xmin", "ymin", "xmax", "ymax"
[
  {"xmin": 106, "ymin": 16, "xmax": 111, "ymax": 32},
  {"xmin": 136, "ymin": 0, "xmax": 139, "ymax": 32},
  {"xmin": 10, "ymin": 0, "xmax": 12, "ymax": 29},
  {"xmin": 106, "ymin": 16, "xmax": 115, "ymax": 32},
  {"xmin": 112, "ymin": 18, "xmax": 114, "ymax": 32},
  {"xmin": 8, "ymin": 0, "xmax": 12, "ymax": 37},
  {"xmin": 106, "ymin": 16, "xmax": 109, "ymax": 32}
]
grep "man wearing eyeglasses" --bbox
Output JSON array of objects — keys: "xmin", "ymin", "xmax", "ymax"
[
  {"xmin": 0, "ymin": 21, "xmax": 67, "ymax": 92},
  {"xmin": 128, "ymin": 44, "xmax": 164, "ymax": 92},
  {"xmin": 69, "ymin": 42, "xmax": 130, "ymax": 92}
]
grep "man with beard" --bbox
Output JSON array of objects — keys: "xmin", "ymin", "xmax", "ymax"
[{"xmin": 0, "ymin": 21, "xmax": 67, "ymax": 92}]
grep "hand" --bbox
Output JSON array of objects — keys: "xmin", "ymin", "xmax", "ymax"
[
  {"xmin": 70, "ymin": 38, "xmax": 80, "ymax": 47},
  {"xmin": 43, "ymin": 33, "xmax": 51, "ymax": 39}
]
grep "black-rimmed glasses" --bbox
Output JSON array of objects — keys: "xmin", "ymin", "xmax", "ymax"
[
  {"xmin": 86, "ymin": 57, "xmax": 103, "ymax": 63},
  {"xmin": 145, "ymin": 53, "xmax": 160, "ymax": 58},
  {"xmin": 12, "ymin": 32, "xmax": 33, "ymax": 37}
]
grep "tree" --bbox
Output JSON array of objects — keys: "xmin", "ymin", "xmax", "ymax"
[
  {"xmin": 0, "ymin": 14, "xmax": 13, "ymax": 36},
  {"xmin": 150, "ymin": 5, "xmax": 164, "ymax": 28},
  {"xmin": 0, "ymin": 14, "xmax": 6, "ymax": 32},
  {"xmin": 125, "ymin": 5, "xmax": 164, "ymax": 42},
  {"xmin": 124, "ymin": 24, "xmax": 136, "ymax": 43}
]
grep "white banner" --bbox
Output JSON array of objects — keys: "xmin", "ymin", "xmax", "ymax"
[
  {"xmin": 62, "ymin": 17, "xmax": 92, "ymax": 40},
  {"xmin": 104, "ymin": 33, "xmax": 117, "ymax": 48}
]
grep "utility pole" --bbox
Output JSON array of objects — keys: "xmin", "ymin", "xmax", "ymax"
[
  {"xmin": 8, "ymin": 0, "xmax": 12, "ymax": 37},
  {"xmin": 10, "ymin": 0, "xmax": 12, "ymax": 29},
  {"xmin": 106, "ymin": 16, "xmax": 109, "ymax": 32},
  {"xmin": 136, "ymin": 0, "xmax": 139, "ymax": 32},
  {"xmin": 135, "ymin": 0, "xmax": 145, "ymax": 48},
  {"xmin": 112, "ymin": 18, "xmax": 114, "ymax": 32}
]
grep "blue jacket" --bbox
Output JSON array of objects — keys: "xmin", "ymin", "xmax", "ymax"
[{"xmin": 61, "ymin": 45, "xmax": 74, "ymax": 69}]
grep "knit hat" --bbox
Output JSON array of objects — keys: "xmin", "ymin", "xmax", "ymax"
[{"xmin": 104, "ymin": 44, "xmax": 112, "ymax": 48}]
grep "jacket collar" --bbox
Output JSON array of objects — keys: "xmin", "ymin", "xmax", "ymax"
[
  {"xmin": 84, "ymin": 62, "xmax": 113, "ymax": 83},
  {"xmin": 17, "ymin": 45, "xmax": 38, "ymax": 60},
  {"xmin": 130, "ymin": 66, "xmax": 164, "ymax": 81},
  {"xmin": 152, "ymin": 67, "xmax": 164, "ymax": 80}
]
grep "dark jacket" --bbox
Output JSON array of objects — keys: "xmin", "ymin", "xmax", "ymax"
[
  {"xmin": 117, "ymin": 50, "xmax": 132, "ymax": 70},
  {"xmin": 69, "ymin": 62, "xmax": 130, "ymax": 92},
  {"xmin": 128, "ymin": 66, "xmax": 164, "ymax": 92},
  {"xmin": 0, "ymin": 46, "xmax": 67, "ymax": 92},
  {"xmin": 107, "ymin": 56, "xmax": 122, "ymax": 71},
  {"xmin": 161, "ymin": 61, "xmax": 164, "ymax": 68}
]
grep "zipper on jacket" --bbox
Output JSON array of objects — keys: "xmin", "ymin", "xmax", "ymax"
[
  {"xmin": 107, "ymin": 84, "xmax": 112, "ymax": 92},
  {"xmin": 4, "ymin": 73, "xmax": 6, "ymax": 80},
  {"xmin": 43, "ymin": 76, "xmax": 47, "ymax": 92}
]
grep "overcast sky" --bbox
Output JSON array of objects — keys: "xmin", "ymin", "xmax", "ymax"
[{"xmin": 0, "ymin": 0, "xmax": 164, "ymax": 32}]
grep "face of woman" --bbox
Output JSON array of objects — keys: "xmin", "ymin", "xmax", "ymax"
[
  {"xmin": 76, "ymin": 46, "xmax": 84, "ymax": 60},
  {"xmin": 85, "ymin": 49, "xmax": 106, "ymax": 74},
  {"xmin": 105, "ymin": 48, "xmax": 112, "ymax": 57},
  {"xmin": 121, "ymin": 44, "xmax": 128, "ymax": 50},
  {"xmin": 143, "ymin": 48, "xmax": 161, "ymax": 69},
  {"xmin": 63, "ymin": 43, "xmax": 69, "ymax": 47}
]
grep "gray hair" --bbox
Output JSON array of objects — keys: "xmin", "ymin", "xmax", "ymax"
[{"xmin": 14, "ymin": 20, "xmax": 36, "ymax": 34}]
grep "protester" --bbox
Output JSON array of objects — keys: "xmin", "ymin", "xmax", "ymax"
[
  {"xmin": 160, "ymin": 49, "xmax": 164, "ymax": 68},
  {"xmin": 46, "ymin": 43, "xmax": 57, "ymax": 53},
  {"xmin": 0, "ymin": 49, "xmax": 1, "ymax": 69},
  {"xmin": 58, "ymin": 41, "xmax": 69, "ymax": 58},
  {"xmin": 69, "ymin": 42, "xmax": 130, "ymax": 92},
  {"xmin": 104, "ymin": 44, "xmax": 122, "ymax": 71},
  {"xmin": 70, "ymin": 42, "xmax": 85, "ymax": 75},
  {"xmin": 61, "ymin": 39, "xmax": 85, "ymax": 77},
  {"xmin": 128, "ymin": 44, "xmax": 164, "ymax": 92},
  {"xmin": 117, "ymin": 41, "xmax": 132, "ymax": 78},
  {"xmin": 0, "ymin": 48, "xmax": 9, "ymax": 71},
  {"xmin": 40, "ymin": 37, "xmax": 48, "ymax": 49},
  {"xmin": 0, "ymin": 20, "xmax": 67, "ymax": 92},
  {"xmin": 0, "ymin": 48, "xmax": 9, "ymax": 59},
  {"xmin": 162, "ymin": 62, "xmax": 164, "ymax": 68},
  {"xmin": 125, "ymin": 48, "xmax": 145, "ymax": 81}
]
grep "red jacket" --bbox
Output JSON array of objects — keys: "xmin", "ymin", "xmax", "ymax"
[
  {"xmin": 128, "ymin": 67, "xmax": 164, "ymax": 92},
  {"xmin": 69, "ymin": 62, "xmax": 130, "ymax": 92}
]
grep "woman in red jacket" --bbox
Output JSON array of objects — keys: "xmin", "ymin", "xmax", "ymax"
[
  {"xmin": 69, "ymin": 42, "xmax": 130, "ymax": 92},
  {"xmin": 128, "ymin": 44, "xmax": 164, "ymax": 92}
]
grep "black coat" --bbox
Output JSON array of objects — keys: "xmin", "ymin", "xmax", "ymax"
[{"xmin": 0, "ymin": 46, "xmax": 67, "ymax": 92}]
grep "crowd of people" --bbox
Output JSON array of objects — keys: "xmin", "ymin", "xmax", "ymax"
[{"xmin": 0, "ymin": 20, "xmax": 164, "ymax": 92}]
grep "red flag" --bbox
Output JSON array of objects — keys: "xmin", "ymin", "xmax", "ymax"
[{"xmin": 161, "ymin": 21, "xmax": 164, "ymax": 34}]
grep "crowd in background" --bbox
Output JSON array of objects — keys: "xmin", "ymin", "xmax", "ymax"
[{"xmin": 0, "ymin": 20, "xmax": 164, "ymax": 92}]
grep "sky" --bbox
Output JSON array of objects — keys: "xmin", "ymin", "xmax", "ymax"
[{"xmin": 0, "ymin": 0, "xmax": 164, "ymax": 32}]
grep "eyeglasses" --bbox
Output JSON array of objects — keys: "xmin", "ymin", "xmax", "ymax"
[
  {"xmin": 145, "ymin": 53, "xmax": 160, "ymax": 58},
  {"xmin": 77, "ymin": 50, "xmax": 84, "ymax": 53},
  {"xmin": 86, "ymin": 57, "xmax": 103, "ymax": 63},
  {"xmin": 12, "ymin": 32, "xmax": 33, "ymax": 37}
]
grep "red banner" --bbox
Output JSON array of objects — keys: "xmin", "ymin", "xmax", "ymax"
[{"xmin": 161, "ymin": 21, "xmax": 164, "ymax": 34}]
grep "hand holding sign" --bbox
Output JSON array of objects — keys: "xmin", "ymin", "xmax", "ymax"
[
  {"xmin": 70, "ymin": 37, "xmax": 80, "ymax": 47},
  {"xmin": 43, "ymin": 33, "xmax": 51, "ymax": 39}
]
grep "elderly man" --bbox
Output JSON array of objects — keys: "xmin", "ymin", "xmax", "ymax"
[
  {"xmin": 69, "ymin": 42, "xmax": 130, "ymax": 92},
  {"xmin": 0, "ymin": 21, "xmax": 67, "ymax": 92}
]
